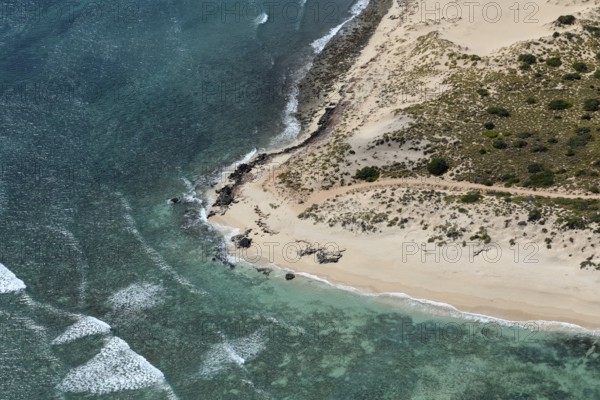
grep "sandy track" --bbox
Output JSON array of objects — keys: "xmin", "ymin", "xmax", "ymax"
[{"xmin": 304, "ymin": 177, "xmax": 600, "ymax": 206}]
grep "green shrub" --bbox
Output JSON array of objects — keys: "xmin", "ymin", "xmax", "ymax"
[
  {"xmin": 583, "ymin": 98, "xmax": 600, "ymax": 112},
  {"xmin": 594, "ymin": 70, "xmax": 600, "ymax": 79},
  {"xmin": 492, "ymin": 139, "xmax": 508, "ymax": 149},
  {"xmin": 518, "ymin": 54, "xmax": 537, "ymax": 65},
  {"xmin": 486, "ymin": 106, "xmax": 510, "ymax": 117},
  {"xmin": 527, "ymin": 163, "xmax": 544, "ymax": 173},
  {"xmin": 557, "ymin": 15, "xmax": 576, "ymax": 25},
  {"xmin": 526, "ymin": 97, "xmax": 537, "ymax": 104},
  {"xmin": 483, "ymin": 122, "xmax": 495, "ymax": 130},
  {"xmin": 548, "ymin": 99, "xmax": 572, "ymax": 110},
  {"xmin": 530, "ymin": 144, "xmax": 548, "ymax": 153},
  {"xmin": 528, "ymin": 209, "xmax": 542, "ymax": 222},
  {"xmin": 526, "ymin": 170, "xmax": 555, "ymax": 187},
  {"xmin": 516, "ymin": 131, "xmax": 533, "ymax": 139},
  {"xmin": 477, "ymin": 88, "xmax": 490, "ymax": 97},
  {"xmin": 562, "ymin": 217, "xmax": 586, "ymax": 230},
  {"xmin": 572, "ymin": 62, "xmax": 589, "ymax": 73},
  {"xmin": 563, "ymin": 73, "xmax": 581, "ymax": 81},
  {"xmin": 484, "ymin": 131, "xmax": 499, "ymax": 138},
  {"xmin": 593, "ymin": 160, "xmax": 600, "ymax": 168},
  {"xmin": 427, "ymin": 158, "xmax": 449, "ymax": 176},
  {"xmin": 584, "ymin": 25, "xmax": 600, "ymax": 36},
  {"xmin": 514, "ymin": 139, "xmax": 528, "ymax": 148},
  {"xmin": 545, "ymin": 57, "xmax": 561, "ymax": 67},
  {"xmin": 553, "ymin": 32, "xmax": 560, "ymax": 38},
  {"xmin": 354, "ymin": 166, "xmax": 380, "ymax": 182},
  {"xmin": 567, "ymin": 129, "xmax": 593, "ymax": 147},
  {"xmin": 460, "ymin": 192, "xmax": 481, "ymax": 203}
]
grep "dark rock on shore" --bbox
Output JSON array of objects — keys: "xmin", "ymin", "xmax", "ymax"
[
  {"xmin": 231, "ymin": 229, "xmax": 253, "ymax": 248},
  {"xmin": 257, "ymin": 267, "xmax": 272, "ymax": 276},
  {"xmin": 213, "ymin": 185, "xmax": 234, "ymax": 206},
  {"xmin": 169, "ymin": 197, "xmax": 180, "ymax": 204},
  {"xmin": 316, "ymin": 249, "xmax": 344, "ymax": 264},
  {"xmin": 285, "ymin": 273, "xmax": 295, "ymax": 281},
  {"xmin": 228, "ymin": 163, "xmax": 252, "ymax": 183}
]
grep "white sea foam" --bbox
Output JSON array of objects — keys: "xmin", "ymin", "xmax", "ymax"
[
  {"xmin": 309, "ymin": 0, "xmax": 369, "ymax": 53},
  {"xmin": 0, "ymin": 262, "xmax": 26, "ymax": 294},
  {"xmin": 271, "ymin": 0, "xmax": 371, "ymax": 145},
  {"xmin": 254, "ymin": 12, "xmax": 268, "ymax": 25},
  {"xmin": 198, "ymin": 331, "xmax": 266, "ymax": 378},
  {"xmin": 52, "ymin": 317, "xmax": 111, "ymax": 345},
  {"xmin": 226, "ymin": 148, "xmax": 257, "ymax": 173},
  {"xmin": 57, "ymin": 337, "xmax": 166, "ymax": 395},
  {"xmin": 310, "ymin": 25, "xmax": 344, "ymax": 54},
  {"xmin": 269, "ymin": 63, "xmax": 310, "ymax": 145},
  {"xmin": 108, "ymin": 282, "xmax": 166, "ymax": 312},
  {"xmin": 180, "ymin": 177, "xmax": 203, "ymax": 205},
  {"xmin": 199, "ymin": 207, "xmax": 208, "ymax": 223}
]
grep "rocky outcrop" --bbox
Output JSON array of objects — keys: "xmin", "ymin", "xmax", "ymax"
[
  {"xmin": 316, "ymin": 249, "xmax": 344, "ymax": 264},
  {"xmin": 213, "ymin": 185, "xmax": 234, "ymax": 207},
  {"xmin": 295, "ymin": 240, "xmax": 344, "ymax": 264},
  {"xmin": 231, "ymin": 229, "xmax": 253, "ymax": 248}
]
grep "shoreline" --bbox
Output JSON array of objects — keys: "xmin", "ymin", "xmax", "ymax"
[{"xmin": 205, "ymin": 0, "xmax": 600, "ymax": 331}]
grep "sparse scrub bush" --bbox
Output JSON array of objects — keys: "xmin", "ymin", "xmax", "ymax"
[
  {"xmin": 528, "ymin": 209, "xmax": 542, "ymax": 222},
  {"xmin": 545, "ymin": 57, "xmax": 561, "ymax": 67},
  {"xmin": 557, "ymin": 15, "xmax": 575, "ymax": 25},
  {"xmin": 518, "ymin": 54, "xmax": 537, "ymax": 65},
  {"xmin": 562, "ymin": 73, "xmax": 581, "ymax": 81},
  {"xmin": 548, "ymin": 99, "xmax": 572, "ymax": 110},
  {"xmin": 486, "ymin": 106, "xmax": 510, "ymax": 117},
  {"xmin": 492, "ymin": 139, "xmax": 508, "ymax": 149},
  {"xmin": 427, "ymin": 158, "xmax": 449, "ymax": 176},
  {"xmin": 460, "ymin": 192, "xmax": 481, "ymax": 203},
  {"xmin": 572, "ymin": 62, "xmax": 589, "ymax": 73},
  {"xmin": 583, "ymin": 98, "xmax": 600, "ymax": 112},
  {"xmin": 354, "ymin": 166, "xmax": 380, "ymax": 182}
]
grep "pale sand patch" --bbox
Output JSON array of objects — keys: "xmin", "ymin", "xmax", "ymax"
[{"xmin": 211, "ymin": 173, "xmax": 600, "ymax": 329}]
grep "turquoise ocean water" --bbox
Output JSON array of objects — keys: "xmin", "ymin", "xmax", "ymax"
[{"xmin": 0, "ymin": 0, "xmax": 599, "ymax": 398}]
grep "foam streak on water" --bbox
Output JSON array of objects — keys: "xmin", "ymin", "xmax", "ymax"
[
  {"xmin": 52, "ymin": 316, "xmax": 111, "ymax": 345},
  {"xmin": 272, "ymin": 0, "xmax": 370, "ymax": 145},
  {"xmin": 294, "ymin": 272, "xmax": 600, "ymax": 335},
  {"xmin": 254, "ymin": 12, "xmax": 269, "ymax": 26},
  {"xmin": 0, "ymin": 262, "xmax": 26, "ymax": 293},
  {"xmin": 310, "ymin": 0, "xmax": 369, "ymax": 53},
  {"xmin": 57, "ymin": 337, "xmax": 167, "ymax": 395},
  {"xmin": 118, "ymin": 193, "xmax": 206, "ymax": 295},
  {"xmin": 198, "ymin": 331, "xmax": 266, "ymax": 378},
  {"xmin": 108, "ymin": 282, "xmax": 166, "ymax": 312}
]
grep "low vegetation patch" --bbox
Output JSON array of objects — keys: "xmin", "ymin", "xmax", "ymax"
[{"xmin": 354, "ymin": 166, "xmax": 380, "ymax": 182}]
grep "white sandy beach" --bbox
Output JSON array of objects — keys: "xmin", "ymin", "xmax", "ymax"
[{"xmin": 209, "ymin": 0, "xmax": 600, "ymax": 329}]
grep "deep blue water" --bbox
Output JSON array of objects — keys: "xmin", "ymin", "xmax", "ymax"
[{"xmin": 0, "ymin": 0, "xmax": 599, "ymax": 399}]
